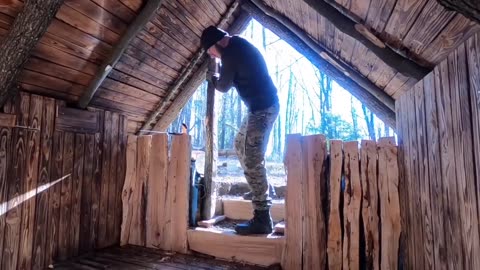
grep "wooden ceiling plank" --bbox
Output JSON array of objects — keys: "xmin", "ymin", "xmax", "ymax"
[
  {"xmin": 124, "ymin": 46, "xmax": 181, "ymax": 77},
  {"xmin": 303, "ymin": 0, "xmax": 431, "ymax": 80},
  {"xmin": 208, "ymin": 0, "xmax": 229, "ymax": 15},
  {"xmin": 25, "ymin": 57, "xmax": 93, "ymax": 86},
  {"xmin": 19, "ymin": 70, "xmax": 85, "ymax": 97},
  {"xmin": 383, "ymin": 73, "xmax": 411, "ymax": 96},
  {"xmin": 119, "ymin": 0, "xmax": 143, "ymax": 14},
  {"xmin": 114, "ymin": 61, "xmax": 170, "ymax": 90},
  {"xmin": 64, "ymin": 0, "xmax": 128, "ymax": 35},
  {"xmin": 159, "ymin": 4, "xmax": 202, "ymax": 40},
  {"xmin": 402, "ymin": 0, "xmax": 456, "ymax": 57},
  {"xmin": 107, "ymin": 70, "xmax": 167, "ymax": 97},
  {"xmin": 421, "ymin": 14, "xmax": 480, "ymax": 64},
  {"xmin": 56, "ymin": 4, "xmax": 120, "ymax": 45},
  {"xmin": 243, "ymin": 1, "xmax": 396, "ymax": 128},
  {"xmin": 95, "ymin": 88, "xmax": 159, "ymax": 111},
  {"xmin": 41, "ymin": 33, "xmax": 105, "ymax": 65},
  {"xmin": 91, "ymin": 97, "xmax": 152, "ymax": 116},
  {"xmin": 196, "ymin": 0, "xmax": 223, "ymax": 23},
  {"xmin": 349, "ymin": 0, "xmax": 370, "ymax": 21},
  {"xmin": 120, "ymin": 53, "xmax": 176, "ymax": 83},
  {"xmin": 364, "ymin": 0, "xmax": 397, "ymax": 35},
  {"xmin": 78, "ymin": 0, "xmax": 165, "ymax": 109},
  {"xmin": 0, "ymin": 0, "xmax": 65, "ymax": 106},
  {"xmin": 127, "ymin": 38, "xmax": 188, "ymax": 71},
  {"xmin": 164, "ymin": 1, "xmax": 203, "ymax": 36},
  {"xmin": 20, "ymin": 83, "xmax": 79, "ymax": 103},
  {"xmin": 90, "ymin": 0, "xmax": 136, "ymax": 23},
  {"xmin": 177, "ymin": 0, "xmax": 217, "ymax": 27},
  {"xmin": 102, "ymin": 78, "xmax": 163, "ymax": 101},
  {"xmin": 142, "ymin": 1, "xmax": 243, "ymax": 134},
  {"xmin": 32, "ymin": 42, "xmax": 99, "ymax": 76},
  {"xmin": 437, "ymin": 0, "xmax": 480, "ymax": 24},
  {"xmin": 150, "ymin": 15, "xmax": 198, "ymax": 53},
  {"xmin": 142, "ymin": 23, "xmax": 192, "ymax": 59}
]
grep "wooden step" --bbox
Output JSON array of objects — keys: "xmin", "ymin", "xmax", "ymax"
[
  {"xmin": 222, "ymin": 199, "xmax": 285, "ymax": 222},
  {"xmin": 187, "ymin": 228, "xmax": 284, "ymax": 267}
]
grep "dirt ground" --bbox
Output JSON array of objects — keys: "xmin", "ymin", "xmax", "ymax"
[{"xmin": 192, "ymin": 151, "xmax": 286, "ymax": 186}]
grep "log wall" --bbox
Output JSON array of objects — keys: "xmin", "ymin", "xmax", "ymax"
[
  {"xmin": 0, "ymin": 92, "xmax": 127, "ymax": 270},
  {"xmin": 396, "ymin": 32, "xmax": 480, "ymax": 269},
  {"xmin": 282, "ymin": 134, "xmax": 400, "ymax": 270}
]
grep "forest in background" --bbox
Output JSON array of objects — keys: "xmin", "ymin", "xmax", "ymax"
[{"xmin": 168, "ymin": 20, "xmax": 394, "ymax": 161}]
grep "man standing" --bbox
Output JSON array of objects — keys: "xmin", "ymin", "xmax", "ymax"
[{"xmin": 201, "ymin": 26, "xmax": 279, "ymax": 235}]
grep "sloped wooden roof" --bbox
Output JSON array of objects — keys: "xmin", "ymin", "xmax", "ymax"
[
  {"xmin": 0, "ymin": 0, "xmax": 478, "ymax": 133},
  {"xmin": 264, "ymin": 0, "xmax": 479, "ymax": 99}
]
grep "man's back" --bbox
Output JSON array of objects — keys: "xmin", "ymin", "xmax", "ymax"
[{"xmin": 221, "ymin": 36, "xmax": 279, "ymax": 112}]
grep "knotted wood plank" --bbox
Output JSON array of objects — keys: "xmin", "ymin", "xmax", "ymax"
[
  {"xmin": 360, "ymin": 140, "xmax": 379, "ymax": 270},
  {"xmin": 301, "ymin": 135, "xmax": 327, "ymax": 270},
  {"xmin": 120, "ymin": 135, "xmax": 137, "ymax": 246},
  {"xmin": 343, "ymin": 141, "xmax": 361, "ymax": 270},
  {"xmin": 146, "ymin": 134, "xmax": 168, "ymax": 249},
  {"xmin": 378, "ymin": 137, "xmax": 401, "ymax": 270},
  {"xmin": 328, "ymin": 140, "xmax": 343, "ymax": 270},
  {"xmin": 282, "ymin": 134, "xmax": 303, "ymax": 270}
]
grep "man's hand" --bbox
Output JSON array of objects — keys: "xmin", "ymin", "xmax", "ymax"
[{"xmin": 206, "ymin": 71, "xmax": 219, "ymax": 83}]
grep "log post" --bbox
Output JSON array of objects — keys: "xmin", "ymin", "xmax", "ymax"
[
  {"xmin": 202, "ymin": 59, "xmax": 219, "ymax": 220},
  {"xmin": 0, "ymin": 0, "xmax": 65, "ymax": 107}
]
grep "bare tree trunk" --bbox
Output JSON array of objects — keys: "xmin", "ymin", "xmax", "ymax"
[
  {"xmin": 0, "ymin": 0, "xmax": 65, "ymax": 106},
  {"xmin": 362, "ymin": 104, "xmax": 376, "ymax": 141}
]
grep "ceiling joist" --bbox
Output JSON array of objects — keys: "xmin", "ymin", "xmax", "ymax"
[
  {"xmin": 302, "ymin": 0, "xmax": 431, "ymax": 80},
  {"xmin": 78, "ymin": 0, "xmax": 165, "ymax": 109},
  {"xmin": 243, "ymin": 1, "xmax": 396, "ymax": 128},
  {"xmin": 138, "ymin": 0, "xmax": 243, "ymax": 135},
  {"xmin": 437, "ymin": 0, "xmax": 480, "ymax": 24},
  {"xmin": 0, "ymin": 0, "xmax": 65, "ymax": 107}
]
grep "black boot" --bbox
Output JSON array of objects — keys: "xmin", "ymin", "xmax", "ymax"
[{"xmin": 235, "ymin": 209, "xmax": 273, "ymax": 235}]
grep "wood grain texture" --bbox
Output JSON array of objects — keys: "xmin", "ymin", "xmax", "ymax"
[
  {"xmin": 145, "ymin": 134, "xmax": 168, "ymax": 249},
  {"xmin": 80, "ymin": 133, "xmax": 94, "ymax": 253},
  {"xmin": 89, "ymin": 109, "xmax": 104, "ymax": 250},
  {"xmin": 301, "ymin": 135, "xmax": 327, "ymax": 270},
  {"xmin": 97, "ymin": 111, "xmax": 112, "ymax": 248},
  {"xmin": 378, "ymin": 137, "xmax": 401, "ymax": 270},
  {"xmin": 56, "ymin": 106, "xmax": 99, "ymax": 133},
  {"xmin": 0, "ymin": 113, "xmax": 16, "ymax": 127},
  {"xmin": 129, "ymin": 135, "xmax": 151, "ymax": 246},
  {"xmin": 170, "ymin": 134, "xmax": 191, "ymax": 254},
  {"xmin": 360, "ymin": 140, "xmax": 379, "ymax": 270},
  {"xmin": 120, "ymin": 135, "xmax": 137, "ymax": 246},
  {"xmin": 342, "ymin": 141, "xmax": 361, "ymax": 270},
  {"xmin": 106, "ymin": 113, "xmax": 120, "ymax": 246},
  {"xmin": 114, "ymin": 115, "xmax": 128, "ymax": 245},
  {"xmin": 327, "ymin": 140, "xmax": 343, "ymax": 270},
  {"xmin": 58, "ymin": 132, "xmax": 74, "ymax": 260},
  {"xmin": 282, "ymin": 134, "xmax": 303, "ymax": 270},
  {"xmin": 0, "ymin": 127, "xmax": 11, "ymax": 269},
  {"xmin": 71, "ymin": 133, "xmax": 85, "ymax": 256}
]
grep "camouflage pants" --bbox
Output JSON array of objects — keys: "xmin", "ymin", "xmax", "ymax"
[{"xmin": 234, "ymin": 103, "xmax": 279, "ymax": 210}]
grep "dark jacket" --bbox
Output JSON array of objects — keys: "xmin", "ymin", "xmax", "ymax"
[{"xmin": 214, "ymin": 36, "xmax": 279, "ymax": 112}]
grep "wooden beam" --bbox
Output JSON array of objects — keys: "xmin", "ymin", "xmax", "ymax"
[
  {"xmin": 137, "ymin": 1, "xmax": 241, "ymax": 134},
  {"xmin": 78, "ymin": 0, "xmax": 165, "ymax": 108},
  {"xmin": 242, "ymin": 2, "xmax": 396, "ymax": 128},
  {"xmin": 0, "ymin": 0, "xmax": 65, "ymax": 107},
  {"xmin": 202, "ymin": 59, "xmax": 218, "ymax": 220},
  {"xmin": 151, "ymin": 11, "xmax": 251, "ymax": 132},
  {"xmin": 301, "ymin": 0, "xmax": 431, "ymax": 80},
  {"xmin": 437, "ymin": 0, "xmax": 480, "ymax": 24}
]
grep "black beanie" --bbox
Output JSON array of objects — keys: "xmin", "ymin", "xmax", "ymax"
[{"xmin": 201, "ymin": 26, "xmax": 227, "ymax": 50}]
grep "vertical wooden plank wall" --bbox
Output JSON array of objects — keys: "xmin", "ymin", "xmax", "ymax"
[
  {"xmin": 0, "ymin": 92, "xmax": 128, "ymax": 269},
  {"xmin": 121, "ymin": 133, "xmax": 192, "ymax": 254},
  {"xmin": 396, "ymin": 32, "xmax": 480, "ymax": 269},
  {"xmin": 283, "ymin": 136, "xmax": 400, "ymax": 270}
]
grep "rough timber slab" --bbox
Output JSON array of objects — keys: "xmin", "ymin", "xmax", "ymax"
[{"xmin": 187, "ymin": 228, "xmax": 284, "ymax": 267}]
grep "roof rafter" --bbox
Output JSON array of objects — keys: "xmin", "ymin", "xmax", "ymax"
[
  {"xmin": 437, "ymin": 0, "xmax": 480, "ymax": 24},
  {"xmin": 78, "ymin": 0, "xmax": 165, "ymax": 109},
  {"xmin": 243, "ymin": 1, "xmax": 396, "ymax": 128},
  {"xmin": 138, "ymin": 0, "xmax": 242, "ymax": 134},
  {"xmin": 302, "ymin": 0, "xmax": 431, "ymax": 80}
]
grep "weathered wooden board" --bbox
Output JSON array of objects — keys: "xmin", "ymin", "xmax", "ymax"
[
  {"xmin": 58, "ymin": 132, "xmax": 74, "ymax": 260},
  {"xmin": 301, "ymin": 135, "xmax": 327, "ymax": 270},
  {"xmin": 0, "ymin": 113, "xmax": 16, "ymax": 127},
  {"xmin": 360, "ymin": 140, "xmax": 379, "ymax": 270},
  {"xmin": 0, "ymin": 127, "xmax": 11, "ymax": 268},
  {"xmin": 71, "ymin": 134, "xmax": 85, "ymax": 256},
  {"xmin": 327, "ymin": 140, "xmax": 343, "ymax": 270},
  {"xmin": 89, "ymin": 109, "xmax": 104, "ymax": 250},
  {"xmin": 145, "ymin": 134, "xmax": 168, "ymax": 249},
  {"xmin": 18, "ymin": 94, "xmax": 42, "ymax": 270},
  {"xmin": 378, "ymin": 137, "xmax": 401, "ymax": 270},
  {"xmin": 343, "ymin": 141, "xmax": 361, "ymax": 270},
  {"xmin": 80, "ymin": 133, "xmax": 95, "ymax": 253},
  {"xmin": 106, "ymin": 113, "xmax": 120, "ymax": 246},
  {"xmin": 282, "ymin": 134, "xmax": 303, "ymax": 270},
  {"xmin": 98, "ymin": 111, "xmax": 112, "ymax": 248},
  {"xmin": 31, "ymin": 97, "xmax": 54, "ymax": 269},
  {"xmin": 114, "ymin": 115, "xmax": 127, "ymax": 244},
  {"xmin": 129, "ymin": 135, "xmax": 151, "ymax": 246},
  {"xmin": 121, "ymin": 135, "xmax": 138, "ymax": 246},
  {"xmin": 170, "ymin": 134, "xmax": 191, "ymax": 254},
  {"xmin": 187, "ymin": 228, "xmax": 284, "ymax": 267},
  {"xmin": 55, "ymin": 106, "xmax": 99, "ymax": 133}
]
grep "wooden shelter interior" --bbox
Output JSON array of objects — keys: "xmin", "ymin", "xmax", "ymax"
[{"xmin": 0, "ymin": 0, "xmax": 479, "ymax": 269}]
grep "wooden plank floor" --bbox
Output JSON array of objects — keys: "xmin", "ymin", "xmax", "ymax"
[{"xmin": 51, "ymin": 245, "xmax": 272, "ymax": 270}]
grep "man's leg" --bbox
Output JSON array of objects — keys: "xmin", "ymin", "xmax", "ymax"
[{"xmin": 235, "ymin": 103, "xmax": 279, "ymax": 235}]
